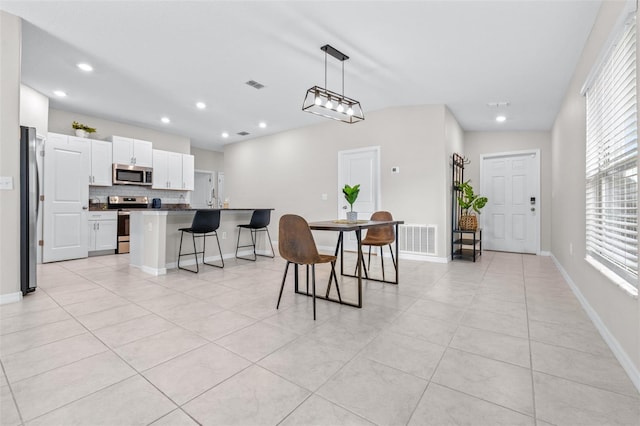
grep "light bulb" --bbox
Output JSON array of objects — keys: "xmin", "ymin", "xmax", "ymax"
[
  {"xmin": 347, "ymin": 107, "xmax": 354, "ymax": 116},
  {"xmin": 337, "ymin": 103, "xmax": 344, "ymax": 113},
  {"xmin": 221, "ymin": 132, "xmax": 229, "ymax": 138},
  {"xmin": 496, "ymin": 115, "xmax": 506, "ymax": 123},
  {"xmin": 196, "ymin": 102, "xmax": 206, "ymax": 109},
  {"xmin": 77, "ymin": 63, "xmax": 93, "ymax": 72},
  {"xmin": 53, "ymin": 90, "xmax": 67, "ymax": 97},
  {"xmin": 325, "ymin": 99, "xmax": 333, "ymax": 109},
  {"xmin": 314, "ymin": 95, "xmax": 322, "ymax": 106},
  {"xmin": 161, "ymin": 117, "xmax": 170, "ymax": 124}
]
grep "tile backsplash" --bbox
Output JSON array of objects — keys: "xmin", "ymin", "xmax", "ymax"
[{"xmin": 89, "ymin": 186, "xmax": 190, "ymax": 205}]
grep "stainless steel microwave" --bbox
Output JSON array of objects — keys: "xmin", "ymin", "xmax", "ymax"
[{"xmin": 112, "ymin": 164, "xmax": 153, "ymax": 186}]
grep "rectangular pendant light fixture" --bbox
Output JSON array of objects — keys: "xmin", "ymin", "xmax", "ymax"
[{"xmin": 302, "ymin": 44, "xmax": 364, "ymax": 124}]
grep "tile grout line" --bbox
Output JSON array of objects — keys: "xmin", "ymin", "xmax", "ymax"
[
  {"xmin": 0, "ymin": 359, "xmax": 26, "ymax": 426},
  {"xmin": 522, "ymin": 255, "xmax": 539, "ymax": 426}
]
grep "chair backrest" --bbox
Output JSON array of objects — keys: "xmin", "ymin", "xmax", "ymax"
[
  {"xmin": 250, "ymin": 209, "xmax": 271, "ymax": 228},
  {"xmin": 191, "ymin": 210, "xmax": 221, "ymax": 233},
  {"xmin": 365, "ymin": 211, "xmax": 395, "ymax": 243},
  {"xmin": 278, "ymin": 214, "xmax": 321, "ymax": 265}
]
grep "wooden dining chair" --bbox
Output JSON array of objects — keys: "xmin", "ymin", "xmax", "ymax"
[
  {"xmin": 276, "ymin": 214, "xmax": 341, "ymax": 320},
  {"xmin": 359, "ymin": 211, "xmax": 397, "ymax": 280}
]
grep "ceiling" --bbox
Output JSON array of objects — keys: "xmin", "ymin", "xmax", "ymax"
[{"xmin": 1, "ymin": 1, "xmax": 601, "ymax": 151}]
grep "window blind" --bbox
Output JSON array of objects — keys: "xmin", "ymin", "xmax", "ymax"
[{"xmin": 585, "ymin": 15, "xmax": 638, "ymax": 289}]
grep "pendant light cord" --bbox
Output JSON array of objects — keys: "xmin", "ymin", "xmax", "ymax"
[{"xmin": 324, "ymin": 50, "xmax": 328, "ymax": 89}]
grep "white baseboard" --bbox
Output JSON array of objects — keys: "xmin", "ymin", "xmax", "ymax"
[
  {"xmin": 540, "ymin": 250, "xmax": 551, "ymax": 256},
  {"xmin": 550, "ymin": 254, "xmax": 640, "ymax": 393},
  {"xmin": 0, "ymin": 291, "xmax": 23, "ymax": 305}
]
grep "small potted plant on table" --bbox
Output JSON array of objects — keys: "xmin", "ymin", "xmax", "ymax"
[
  {"xmin": 343, "ymin": 184, "xmax": 360, "ymax": 222},
  {"xmin": 455, "ymin": 180, "xmax": 488, "ymax": 231}
]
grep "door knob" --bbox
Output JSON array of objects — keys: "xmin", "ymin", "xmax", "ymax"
[
  {"xmin": 342, "ymin": 205, "xmax": 347, "ymax": 210},
  {"xmin": 531, "ymin": 207, "xmax": 536, "ymax": 212},
  {"xmin": 82, "ymin": 206, "xmax": 88, "ymax": 210}
]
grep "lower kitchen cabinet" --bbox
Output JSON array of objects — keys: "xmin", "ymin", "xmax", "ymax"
[{"xmin": 88, "ymin": 211, "xmax": 117, "ymax": 252}]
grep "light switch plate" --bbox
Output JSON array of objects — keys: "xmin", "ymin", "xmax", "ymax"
[
  {"xmin": 391, "ymin": 167, "xmax": 400, "ymax": 174},
  {"xmin": 0, "ymin": 176, "xmax": 14, "ymax": 190}
]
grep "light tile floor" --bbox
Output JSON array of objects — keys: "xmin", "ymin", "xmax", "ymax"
[{"xmin": 1, "ymin": 251, "xmax": 638, "ymax": 425}]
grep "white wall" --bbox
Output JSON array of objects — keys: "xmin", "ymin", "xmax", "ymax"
[
  {"xmin": 192, "ymin": 146, "xmax": 224, "ymax": 172},
  {"xmin": 20, "ymin": 84, "xmax": 49, "ymax": 136},
  {"xmin": 445, "ymin": 107, "xmax": 465, "ymax": 257},
  {"xmin": 48, "ymin": 109, "xmax": 191, "ymax": 153},
  {"xmin": 464, "ymin": 131, "xmax": 552, "ymax": 252},
  {"xmin": 224, "ymin": 105, "xmax": 454, "ymax": 259},
  {"xmin": 0, "ymin": 11, "xmax": 22, "ymax": 302},
  {"xmin": 551, "ymin": 0, "xmax": 639, "ymax": 386}
]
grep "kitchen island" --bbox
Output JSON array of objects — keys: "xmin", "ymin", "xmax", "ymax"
[{"xmin": 129, "ymin": 208, "xmax": 274, "ymax": 275}]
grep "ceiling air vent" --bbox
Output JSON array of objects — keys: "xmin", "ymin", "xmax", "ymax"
[
  {"xmin": 237, "ymin": 131, "xmax": 250, "ymax": 136},
  {"xmin": 245, "ymin": 80, "xmax": 265, "ymax": 89}
]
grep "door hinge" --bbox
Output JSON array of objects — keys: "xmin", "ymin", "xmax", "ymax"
[
  {"xmin": 38, "ymin": 240, "xmax": 43, "ymax": 246},
  {"xmin": 40, "ymin": 195, "xmax": 44, "ymax": 201},
  {"xmin": 40, "ymin": 150, "xmax": 45, "ymax": 157}
]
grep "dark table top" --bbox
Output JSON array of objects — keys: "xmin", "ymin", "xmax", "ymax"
[{"xmin": 309, "ymin": 219, "xmax": 404, "ymax": 231}]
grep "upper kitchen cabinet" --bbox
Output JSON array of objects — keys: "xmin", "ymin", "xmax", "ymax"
[
  {"xmin": 152, "ymin": 149, "xmax": 183, "ymax": 190},
  {"xmin": 108, "ymin": 136, "xmax": 153, "ymax": 167},
  {"xmin": 182, "ymin": 154, "xmax": 194, "ymax": 190},
  {"xmin": 88, "ymin": 139, "xmax": 112, "ymax": 186},
  {"xmin": 153, "ymin": 150, "xmax": 194, "ymax": 190}
]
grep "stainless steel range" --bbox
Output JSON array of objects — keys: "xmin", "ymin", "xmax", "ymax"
[{"xmin": 108, "ymin": 196, "xmax": 149, "ymax": 254}]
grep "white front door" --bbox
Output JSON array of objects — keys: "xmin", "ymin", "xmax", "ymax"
[
  {"xmin": 338, "ymin": 147, "xmax": 380, "ymax": 250},
  {"xmin": 481, "ymin": 150, "xmax": 539, "ymax": 254},
  {"xmin": 43, "ymin": 134, "xmax": 90, "ymax": 262}
]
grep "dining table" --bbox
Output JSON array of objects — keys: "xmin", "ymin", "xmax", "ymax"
[{"xmin": 292, "ymin": 218, "xmax": 404, "ymax": 308}]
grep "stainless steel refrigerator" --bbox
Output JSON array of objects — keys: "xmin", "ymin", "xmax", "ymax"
[{"xmin": 20, "ymin": 126, "xmax": 37, "ymax": 295}]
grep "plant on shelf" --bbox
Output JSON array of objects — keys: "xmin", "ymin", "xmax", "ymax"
[
  {"xmin": 72, "ymin": 121, "xmax": 97, "ymax": 137},
  {"xmin": 342, "ymin": 184, "xmax": 360, "ymax": 222},
  {"xmin": 455, "ymin": 180, "xmax": 488, "ymax": 231}
]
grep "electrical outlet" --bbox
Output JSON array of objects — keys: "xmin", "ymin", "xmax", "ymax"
[
  {"xmin": 321, "ymin": 193, "xmax": 328, "ymax": 201},
  {"xmin": 222, "ymin": 231, "xmax": 227, "ymax": 239}
]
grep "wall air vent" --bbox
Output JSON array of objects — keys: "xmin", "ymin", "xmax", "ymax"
[
  {"xmin": 237, "ymin": 131, "xmax": 250, "ymax": 136},
  {"xmin": 245, "ymin": 80, "xmax": 265, "ymax": 89},
  {"xmin": 398, "ymin": 224, "xmax": 437, "ymax": 256}
]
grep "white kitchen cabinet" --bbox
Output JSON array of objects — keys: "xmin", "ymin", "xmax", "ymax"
[
  {"xmin": 87, "ymin": 211, "xmax": 117, "ymax": 252},
  {"xmin": 182, "ymin": 154, "xmax": 194, "ymax": 190},
  {"xmin": 108, "ymin": 136, "xmax": 152, "ymax": 167},
  {"xmin": 88, "ymin": 139, "xmax": 112, "ymax": 186},
  {"xmin": 152, "ymin": 149, "xmax": 184, "ymax": 190}
]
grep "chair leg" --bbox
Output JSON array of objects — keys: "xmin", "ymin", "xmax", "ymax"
[
  {"xmin": 202, "ymin": 232, "xmax": 224, "ymax": 268},
  {"xmin": 311, "ymin": 264, "xmax": 316, "ymax": 320},
  {"xmin": 262, "ymin": 227, "xmax": 275, "ymax": 258},
  {"xmin": 389, "ymin": 244, "xmax": 397, "ymax": 269},
  {"xmin": 178, "ymin": 231, "xmax": 200, "ymax": 273},
  {"xmin": 277, "ymin": 261, "xmax": 290, "ymax": 309},
  {"xmin": 380, "ymin": 246, "xmax": 385, "ymax": 281},
  {"xmin": 251, "ymin": 229, "xmax": 257, "ymax": 260},
  {"xmin": 192, "ymin": 233, "xmax": 199, "ymax": 273}
]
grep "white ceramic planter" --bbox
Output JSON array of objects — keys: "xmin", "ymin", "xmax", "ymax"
[
  {"xmin": 75, "ymin": 129, "xmax": 88, "ymax": 138},
  {"xmin": 346, "ymin": 211, "xmax": 358, "ymax": 222}
]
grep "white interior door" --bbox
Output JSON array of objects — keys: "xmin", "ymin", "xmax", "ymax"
[
  {"xmin": 481, "ymin": 151, "xmax": 539, "ymax": 254},
  {"xmin": 338, "ymin": 147, "xmax": 380, "ymax": 250},
  {"xmin": 192, "ymin": 170, "xmax": 215, "ymax": 208},
  {"xmin": 217, "ymin": 172, "xmax": 225, "ymax": 206},
  {"xmin": 43, "ymin": 134, "xmax": 90, "ymax": 262}
]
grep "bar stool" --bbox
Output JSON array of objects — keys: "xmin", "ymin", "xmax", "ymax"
[
  {"xmin": 235, "ymin": 209, "xmax": 275, "ymax": 261},
  {"xmin": 277, "ymin": 214, "xmax": 341, "ymax": 320},
  {"xmin": 358, "ymin": 211, "xmax": 396, "ymax": 280},
  {"xmin": 178, "ymin": 210, "xmax": 224, "ymax": 273}
]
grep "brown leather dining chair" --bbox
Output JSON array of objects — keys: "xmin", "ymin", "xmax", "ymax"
[
  {"xmin": 359, "ymin": 211, "xmax": 397, "ymax": 281},
  {"xmin": 276, "ymin": 214, "xmax": 341, "ymax": 320}
]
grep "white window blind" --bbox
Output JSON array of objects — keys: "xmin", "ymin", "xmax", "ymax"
[{"xmin": 585, "ymin": 15, "xmax": 637, "ymax": 290}]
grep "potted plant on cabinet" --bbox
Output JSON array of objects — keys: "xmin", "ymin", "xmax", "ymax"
[
  {"xmin": 342, "ymin": 184, "xmax": 360, "ymax": 222},
  {"xmin": 72, "ymin": 121, "xmax": 97, "ymax": 138},
  {"xmin": 455, "ymin": 180, "xmax": 488, "ymax": 231}
]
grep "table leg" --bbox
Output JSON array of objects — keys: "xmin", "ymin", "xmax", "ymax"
[
  {"xmin": 355, "ymin": 229, "xmax": 362, "ymax": 308},
  {"xmin": 395, "ymin": 222, "xmax": 400, "ymax": 284}
]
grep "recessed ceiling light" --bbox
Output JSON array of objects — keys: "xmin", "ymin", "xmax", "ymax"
[
  {"xmin": 496, "ymin": 115, "xmax": 507, "ymax": 123},
  {"xmin": 161, "ymin": 117, "xmax": 170, "ymax": 124},
  {"xmin": 196, "ymin": 102, "xmax": 206, "ymax": 109},
  {"xmin": 53, "ymin": 90, "xmax": 67, "ymax": 97},
  {"xmin": 77, "ymin": 63, "xmax": 93, "ymax": 72},
  {"xmin": 259, "ymin": 122, "xmax": 267, "ymax": 129},
  {"xmin": 221, "ymin": 132, "xmax": 229, "ymax": 138}
]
